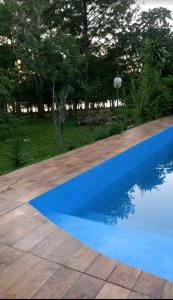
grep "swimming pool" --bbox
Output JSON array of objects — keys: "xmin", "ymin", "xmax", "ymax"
[{"xmin": 30, "ymin": 126, "xmax": 173, "ymax": 281}]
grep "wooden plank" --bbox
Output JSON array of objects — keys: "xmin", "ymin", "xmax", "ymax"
[
  {"xmin": 95, "ymin": 283, "xmax": 131, "ymax": 299},
  {"xmin": 108, "ymin": 264, "xmax": 141, "ymax": 290},
  {"xmin": 133, "ymin": 272, "xmax": 166, "ymax": 299},
  {"xmin": 162, "ymin": 282, "xmax": 173, "ymax": 299},
  {"xmin": 0, "ymin": 212, "xmax": 46, "ymax": 245},
  {"xmin": 0, "ymin": 246, "xmax": 23, "ymax": 274},
  {"xmin": 31, "ymin": 230, "xmax": 69, "ymax": 259},
  {"xmin": 62, "ymin": 273, "xmax": 104, "ymax": 299},
  {"xmin": 4, "ymin": 260, "xmax": 60, "ymax": 299},
  {"xmin": 0, "ymin": 198, "xmax": 21, "ymax": 217},
  {"xmin": 0, "ymin": 244, "xmax": 9, "ymax": 255},
  {"xmin": 86, "ymin": 255, "xmax": 118, "ymax": 281},
  {"xmin": 0, "ymin": 205, "xmax": 33, "ymax": 228},
  {"xmin": 0, "ymin": 253, "xmax": 42, "ymax": 294},
  {"xmin": 14, "ymin": 222, "xmax": 57, "ymax": 252},
  {"xmin": 16, "ymin": 185, "xmax": 55, "ymax": 204},
  {"xmin": 65, "ymin": 245, "xmax": 98, "ymax": 272},
  {"xmin": 31, "ymin": 233, "xmax": 82, "ymax": 265},
  {"xmin": 45, "ymin": 236, "xmax": 82, "ymax": 265},
  {"xmin": 128, "ymin": 291, "xmax": 153, "ymax": 299},
  {"xmin": 33, "ymin": 266, "xmax": 81, "ymax": 299}
]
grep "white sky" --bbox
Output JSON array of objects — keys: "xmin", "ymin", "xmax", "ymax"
[{"xmin": 140, "ymin": 0, "xmax": 173, "ymax": 11}]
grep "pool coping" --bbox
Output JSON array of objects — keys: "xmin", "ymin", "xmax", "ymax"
[{"xmin": 0, "ymin": 116, "xmax": 173, "ymax": 299}]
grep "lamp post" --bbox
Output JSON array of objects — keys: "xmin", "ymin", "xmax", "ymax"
[{"xmin": 113, "ymin": 73, "xmax": 122, "ymax": 109}]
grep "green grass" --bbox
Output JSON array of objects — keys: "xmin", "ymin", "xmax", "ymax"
[{"xmin": 0, "ymin": 117, "xmax": 96, "ymax": 176}]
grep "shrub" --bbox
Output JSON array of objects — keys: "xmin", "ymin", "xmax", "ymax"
[
  {"xmin": 109, "ymin": 122, "xmax": 124, "ymax": 136},
  {"xmin": 0, "ymin": 112, "xmax": 21, "ymax": 141},
  {"xmin": 0, "ymin": 113, "xmax": 9, "ymax": 140},
  {"xmin": 68, "ymin": 143, "xmax": 76, "ymax": 151},
  {"xmin": 116, "ymin": 113, "xmax": 127, "ymax": 124},
  {"xmin": 0, "ymin": 124, "xmax": 10, "ymax": 140},
  {"xmin": 93, "ymin": 125, "xmax": 110, "ymax": 141},
  {"xmin": 78, "ymin": 111, "xmax": 110, "ymax": 127},
  {"xmin": 93, "ymin": 118, "xmax": 127, "ymax": 141},
  {"xmin": 9, "ymin": 138, "xmax": 27, "ymax": 168}
]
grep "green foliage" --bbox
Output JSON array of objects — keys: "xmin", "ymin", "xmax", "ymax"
[
  {"xmin": 0, "ymin": 124, "xmax": 9, "ymax": 140},
  {"xmin": 67, "ymin": 143, "xmax": 76, "ymax": 151},
  {"xmin": 0, "ymin": 69, "xmax": 16, "ymax": 110},
  {"xmin": 119, "ymin": 7, "xmax": 172, "ymax": 73},
  {"xmin": 1, "ymin": 0, "xmax": 173, "ymax": 121},
  {"xmin": 87, "ymin": 111, "xmax": 110, "ymax": 126},
  {"xmin": 8, "ymin": 0, "xmax": 83, "ymax": 139},
  {"xmin": 0, "ymin": 117, "xmax": 95, "ymax": 175},
  {"xmin": 0, "ymin": 112, "xmax": 21, "ymax": 141},
  {"xmin": 93, "ymin": 117, "xmax": 125, "ymax": 141},
  {"xmin": 149, "ymin": 82, "xmax": 172, "ymax": 118},
  {"xmin": 129, "ymin": 38, "xmax": 170, "ymax": 123},
  {"xmin": 8, "ymin": 138, "xmax": 27, "ymax": 168},
  {"xmin": 109, "ymin": 122, "xmax": 125, "ymax": 136},
  {"xmin": 93, "ymin": 125, "xmax": 110, "ymax": 141},
  {"xmin": 49, "ymin": 0, "xmax": 136, "ymax": 53},
  {"xmin": 162, "ymin": 76, "xmax": 173, "ymax": 93},
  {"xmin": 1, "ymin": 1, "xmax": 173, "ymax": 176}
]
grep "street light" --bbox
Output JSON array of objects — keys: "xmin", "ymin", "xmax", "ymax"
[{"xmin": 113, "ymin": 74, "xmax": 122, "ymax": 108}]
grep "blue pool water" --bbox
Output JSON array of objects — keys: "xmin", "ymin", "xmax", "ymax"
[
  {"xmin": 76, "ymin": 153, "xmax": 173, "ymax": 239},
  {"xmin": 30, "ymin": 126, "xmax": 173, "ymax": 281}
]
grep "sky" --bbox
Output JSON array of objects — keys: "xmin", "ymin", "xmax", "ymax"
[{"xmin": 141, "ymin": 0, "xmax": 173, "ymax": 11}]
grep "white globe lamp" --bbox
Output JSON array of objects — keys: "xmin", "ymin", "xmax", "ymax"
[
  {"xmin": 113, "ymin": 76, "xmax": 122, "ymax": 89},
  {"xmin": 113, "ymin": 75, "xmax": 122, "ymax": 108}
]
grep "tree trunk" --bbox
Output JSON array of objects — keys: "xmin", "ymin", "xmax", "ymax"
[
  {"xmin": 83, "ymin": 0, "xmax": 90, "ymax": 113},
  {"xmin": 12, "ymin": 103, "xmax": 16, "ymax": 115},
  {"xmin": 36, "ymin": 77, "xmax": 45, "ymax": 118},
  {"xmin": 16, "ymin": 102, "xmax": 21, "ymax": 116},
  {"xmin": 73, "ymin": 102, "xmax": 78, "ymax": 116},
  {"xmin": 52, "ymin": 83, "xmax": 67, "ymax": 148},
  {"xmin": 52, "ymin": 82, "xmax": 60, "ymax": 145}
]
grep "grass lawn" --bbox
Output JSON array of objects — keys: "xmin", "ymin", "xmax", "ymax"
[{"xmin": 0, "ymin": 117, "xmax": 95, "ymax": 176}]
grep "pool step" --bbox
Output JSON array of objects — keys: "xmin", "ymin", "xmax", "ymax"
[
  {"xmin": 83, "ymin": 211, "xmax": 173, "ymax": 239},
  {"xmin": 46, "ymin": 211, "xmax": 173, "ymax": 282},
  {"xmin": 83, "ymin": 211, "xmax": 153, "ymax": 234},
  {"xmin": 84, "ymin": 211, "xmax": 111, "ymax": 224}
]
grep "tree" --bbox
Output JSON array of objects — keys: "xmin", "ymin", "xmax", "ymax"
[
  {"xmin": 4, "ymin": 0, "xmax": 52, "ymax": 117},
  {"xmin": 0, "ymin": 68, "xmax": 19, "ymax": 141},
  {"xmin": 132, "ymin": 38, "xmax": 169, "ymax": 122},
  {"xmin": 1, "ymin": 0, "xmax": 173, "ymax": 124},
  {"xmin": 123, "ymin": 7, "xmax": 173, "ymax": 72},
  {"xmin": 0, "ymin": 69, "xmax": 16, "ymax": 112},
  {"xmin": 0, "ymin": 1, "xmax": 16, "ymax": 74},
  {"xmin": 43, "ymin": 32, "xmax": 82, "ymax": 145},
  {"xmin": 48, "ymin": 0, "xmax": 136, "ymax": 110},
  {"xmin": 3, "ymin": 0, "xmax": 82, "ymax": 144}
]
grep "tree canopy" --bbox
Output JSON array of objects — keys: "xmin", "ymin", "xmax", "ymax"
[{"xmin": 0, "ymin": 0, "xmax": 173, "ymax": 141}]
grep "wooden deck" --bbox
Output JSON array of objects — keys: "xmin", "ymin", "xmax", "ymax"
[{"xmin": 0, "ymin": 116, "xmax": 173, "ymax": 299}]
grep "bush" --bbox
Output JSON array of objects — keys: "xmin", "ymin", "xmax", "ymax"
[
  {"xmin": 78, "ymin": 111, "xmax": 110, "ymax": 127},
  {"xmin": 8, "ymin": 138, "xmax": 27, "ymax": 168},
  {"xmin": 93, "ymin": 118, "xmax": 127, "ymax": 141},
  {"xmin": 93, "ymin": 125, "xmax": 110, "ymax": 141},
  {"xmin": 0, "ymin": 112, "xmax": 21, "ymax": 141},
  {"xmin": 68, "ymin": 143, "xmax": 76, "ymax": 151},
  {"xmin": 0, "ymin": 113, "xmax": 9, "ymax": 140},
  {"xmin": 0, "ymin": 124, "xmax": 10, "ymax": 140},
  {"xmin": 109, "ymin": 122, "xmax": 124, "ymax": 136}
]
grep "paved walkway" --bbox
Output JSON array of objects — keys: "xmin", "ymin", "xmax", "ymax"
[{"xmin": 0, "ymin": 116, "xmax": 173, "ymax": 299}]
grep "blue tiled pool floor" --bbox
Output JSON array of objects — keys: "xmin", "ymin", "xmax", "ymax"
[{"xmin": 30, "ymin": 127, "xmax": 173, "ymax": 281}]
